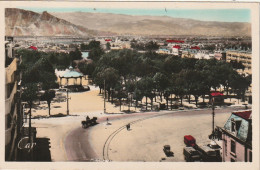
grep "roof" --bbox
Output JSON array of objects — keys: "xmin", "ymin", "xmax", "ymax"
[
  {"xmin": 173, "ymin": 45, "xmax": 181, "ymax": 49},
  {"xmin": 223, "ymin": 110, "xmax": 252, "ymax": 142},
  {"xmin": 60, "ymin": 67, "xmax": 83, "ymax": 78},
  {"xmin": 191, "ymin": 46, "xmax": 200, "ymax": 50},
  {"xmin": 211, "ymin": 92, "xmax": 223, "ymax": 96},
  {"xmin": 184, "ymin": 135, "xmax": 195, "ymax": 141},
  {"xmin": 29, "ymin": 46, "xmax": 37, "ymax": 50},
  {"xmin": 233, "ymin": 110, "xmax": 252, "ymax": 120},
  {"xmin": 82, "ymin": 52, "xmax": 89, "ymax": 59}
]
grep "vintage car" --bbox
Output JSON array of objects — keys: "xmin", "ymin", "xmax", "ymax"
[
  {"xmin": 183, "ymin": 147, "xmax": 201, "ymax": 162},
  {"xmin": 81, "ymin": 116, "xmax": 97, "ymax": 128},
  {"xmin": 163, "ymin": 145, "xmax": 174, "ymax": 157},
  {"xmin": 184, "ymin": 135, "xmax": 196, "ymax": 147}
]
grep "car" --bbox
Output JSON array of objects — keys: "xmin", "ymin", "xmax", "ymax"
[
  {"xmin": 163, "ymin": 145, "xmax": 174, "ymax": 157},
  {"xmin": 196, "ymin": 145, "xmax": 219, "ymax": 162},
  {"xmin": 184, "ymin": 135, "xmax": 196, "ymax": 147},
  {"xmin": 183, "ymin": 147, "xmax": 201, "ymax": 162}
]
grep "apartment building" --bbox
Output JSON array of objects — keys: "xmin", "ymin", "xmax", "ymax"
[
  {"xmin": 219, "ymin": 110, "xmax": 252, "ymax": 162},
  {"xmin": 226, "ymin": 50, "xmax": 252, "ymax": 75},
  {"xmin": 5, "ymin": 37, "xmax": 22, "ymax": 161}
]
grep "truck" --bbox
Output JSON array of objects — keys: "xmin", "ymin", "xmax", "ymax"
[
  {"xmin": 195, "ymin": 145, "xmax": 220, "ymax": 162},
  {"xmin": 184, "ymin": 135, "xmax": 196, "ymax": 147},
  {"xmin": 183, "ymin": 147, "xmax": 201, "ymax": 162}
]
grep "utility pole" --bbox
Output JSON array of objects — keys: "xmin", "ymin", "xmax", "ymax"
[
  {"xmin": 67, "ymin": 89, "xmax": 71, "ymax": 115},
  {"xmin": 104, "ymin": 80, "xmax": 106, "ymax": 113},
  {"xmin": 212, "ymin": 97, "xmax": 215, "ymax": 136}
]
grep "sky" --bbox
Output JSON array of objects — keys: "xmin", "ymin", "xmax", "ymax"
[{"xmin": 21, "ymin": 7, "xmax": 251, "ymax": 23}]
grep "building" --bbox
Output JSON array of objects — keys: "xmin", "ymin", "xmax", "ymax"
[
  {"xmin": 219, "ymin": 110, "xmax": 252, "ymax": 162},
  {"xmin": 226, "ymin": 50, "xmax": 252, "ymax": 75},
  {"xmin": 5, "ymin": 37, "xmax": 22, "ymax": 161}
]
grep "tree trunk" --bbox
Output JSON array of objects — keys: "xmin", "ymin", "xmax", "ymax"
[
  {"xmin": 119, "ymin": 99, "xmax": 122, "ymax": 111},
  {"xmin": 160, "ymin": 93, "xmax": 162, "ymax": 102},
  {"xmin": 202, "ymin": 95, "xmax": 205, "ymax": 103},
  {"xmin": 166, "ymin": 96, "xmax": 169, "ymax": 109},
  {"xmin": 146, "ymin": 96, "xmax": 148, "ymax": 110},
  {"xmin": 188, "ymin": 94, "xmax": 191, "ymax": 103},
  {"xmin": 170, "ymin": 94, "xmax": 173, "ymax": 110},
  {"xmin": 180, "ymin": 96, "xmax": 183, "ymax": 106},
  {"xmin": 195, "ymin": 96, "xmax": 198, "ymax": 106},
  {"xmin": 150, "ymin": 97, "xmax": 153, "ymax": 111},
  {"xmin": 48, "ymin": 101, "xmax": 51, "ymax": 116},
  {"xmin": 108, "ymin": 89, "xmax": 111, "ymax": 102}
]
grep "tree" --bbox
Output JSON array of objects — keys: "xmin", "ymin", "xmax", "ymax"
[
  {"xmin": 106, "ymin": 42, "xmax": 111, "ymax": 50},
  {"xmin": 153, "ymin": 72, "xmax": 170, "ymax": 102},
  {"xmin": 230, "ymin": 73, "xmax": 251, "ymax": 103},
  {"xmin": 41, "ymin": 90, "xmax": 56, "ymax": 116},
  {"xmin": 136, "ymin": 77, "xmax": 155, "ymax": 110},
  {"xmin": 21, "ymin": 83, "xmax": 38, "ymax": 146}
]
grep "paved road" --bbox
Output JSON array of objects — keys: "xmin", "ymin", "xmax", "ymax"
[{"xmin": 64, "ymin": 106, "xmax": 246, "ymax": 161}]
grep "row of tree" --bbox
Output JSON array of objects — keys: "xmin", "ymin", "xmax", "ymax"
[
  {"xmin": 89, "ymin": 49, "xmax": 251, "ymax": 110},
  {"xmin": 17, "ymin": 49, "xmax": 58, "ymax": 116}
]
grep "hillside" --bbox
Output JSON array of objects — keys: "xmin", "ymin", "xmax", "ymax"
[
  {"xmin": 5, "ymin": 8, "xmax": 97, "ymax": 37},
  {"xmin": 51, "ymin": 12, "xmax": 251, "ymax": 37}
]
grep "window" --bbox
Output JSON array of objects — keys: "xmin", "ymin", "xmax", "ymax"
[
  {"xmin": 231, "ymin": 140, "xmax": 236, "ymax": 154},
  {"xmin": 231, "ymin": 119, "xmax": 236, "ymax": 132}
]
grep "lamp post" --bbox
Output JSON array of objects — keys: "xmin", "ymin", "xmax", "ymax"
[
  {"xmin": 66, "ymin": 89, "xmax": 71, "ymax": 115},
  {"xmin": 212, "ymin": 97, "xmax": 215, "ymax": 135}
]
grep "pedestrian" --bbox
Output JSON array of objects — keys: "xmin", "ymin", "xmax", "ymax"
[
  {"xmin": 126, "ymin": 123, "xmax": 130, "ymax": 130},
  {"xmin": 86, "ymin": 116, "xmax": 90, "ymax": 122}
]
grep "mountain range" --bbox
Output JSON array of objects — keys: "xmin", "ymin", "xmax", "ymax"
[
  {"xmin": 5, "ymin": 8, "xmax": 251, "ymax": 37},
  {"xmin": 5, "ymin": 8, "xmax": 96, "ymax": 37}
]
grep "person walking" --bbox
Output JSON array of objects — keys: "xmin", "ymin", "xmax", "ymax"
[{"xmin": 126, "ymin": 123, "xmax": 130, "ymax": 130}]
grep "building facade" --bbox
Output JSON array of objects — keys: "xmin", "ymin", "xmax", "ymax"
[
  {"xmin": 226, "ymin": 50, "xmax": 252, "ymax": 75},
  {"xmin": 5, "ymin": 37, "xmax": 22, "ymax": 161},
  {"xmin": 220, "ymin": 110, "xmax": 252, "ymax": 162}
]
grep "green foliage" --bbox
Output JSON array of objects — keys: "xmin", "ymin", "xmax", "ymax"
[
  {"xmin": 18, "ymin": 49, "xmax": 58, "ymax": 90},
  {"xmin": 21, "ymin": 83, "xmax": 38, "ymax": 107},
  {"xmin": 41, "ymin": 90, "xmax": 56, "ymax": 116}
]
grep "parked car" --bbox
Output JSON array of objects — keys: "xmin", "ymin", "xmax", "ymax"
[
  {"xmin": 183, "ymin": 147, "xmax": 201, "ymax": 162},
  {"xmin": 196, "ymin": 145, "xmax": 219, "ymax": 162},
  {"xmin": 184, "ymin": 135, "xmax": 196, "ymax": 147},
  {"xmin": 163, "ymin": 145, "xmax": 174, "ymax": 157}
]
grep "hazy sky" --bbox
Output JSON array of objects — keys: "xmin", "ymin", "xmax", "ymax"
[{"xmin": 21, "ymin": 8, "xmax": 251, "ymax": 23}]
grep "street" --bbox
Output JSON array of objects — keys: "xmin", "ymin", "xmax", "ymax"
[{"xmin": 63, "ymin": 107, "xmax": 244, "ymax": 162}]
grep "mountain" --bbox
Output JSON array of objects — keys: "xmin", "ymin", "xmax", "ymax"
[
  {"xmin": 5, "ymin": 8, "xmax": 97, "ymax": 37},
  {"xmin": 51, "ymin": 12, "xmax": 251, "ymax": 37}
]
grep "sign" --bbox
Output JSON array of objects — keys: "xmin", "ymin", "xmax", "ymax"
[{"xmin": 18, "ymin": 137, "xmax": 36, "ymax": 151}]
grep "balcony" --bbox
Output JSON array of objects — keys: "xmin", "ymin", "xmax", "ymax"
[
  {"xmin": 5, "ymin": 58, "xmax": 17, "ymax": 84},
  {"xmin": 5, "ymin": 82, "xmax": 17, "ymax": 115}
]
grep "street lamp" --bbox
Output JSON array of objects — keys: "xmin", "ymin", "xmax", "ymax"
[{"xmin": 212, "ymin": 97, "xmax": 215, "ymax": 136}]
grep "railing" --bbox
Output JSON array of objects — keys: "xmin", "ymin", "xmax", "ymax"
[{"xmin": 5, "ymin": 58, "xmax": 17, "ymax": 84}]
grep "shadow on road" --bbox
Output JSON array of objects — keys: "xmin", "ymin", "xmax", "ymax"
[{"xmin": 33, "ymin": 138, "xmax": 52, "ymax": 161}]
